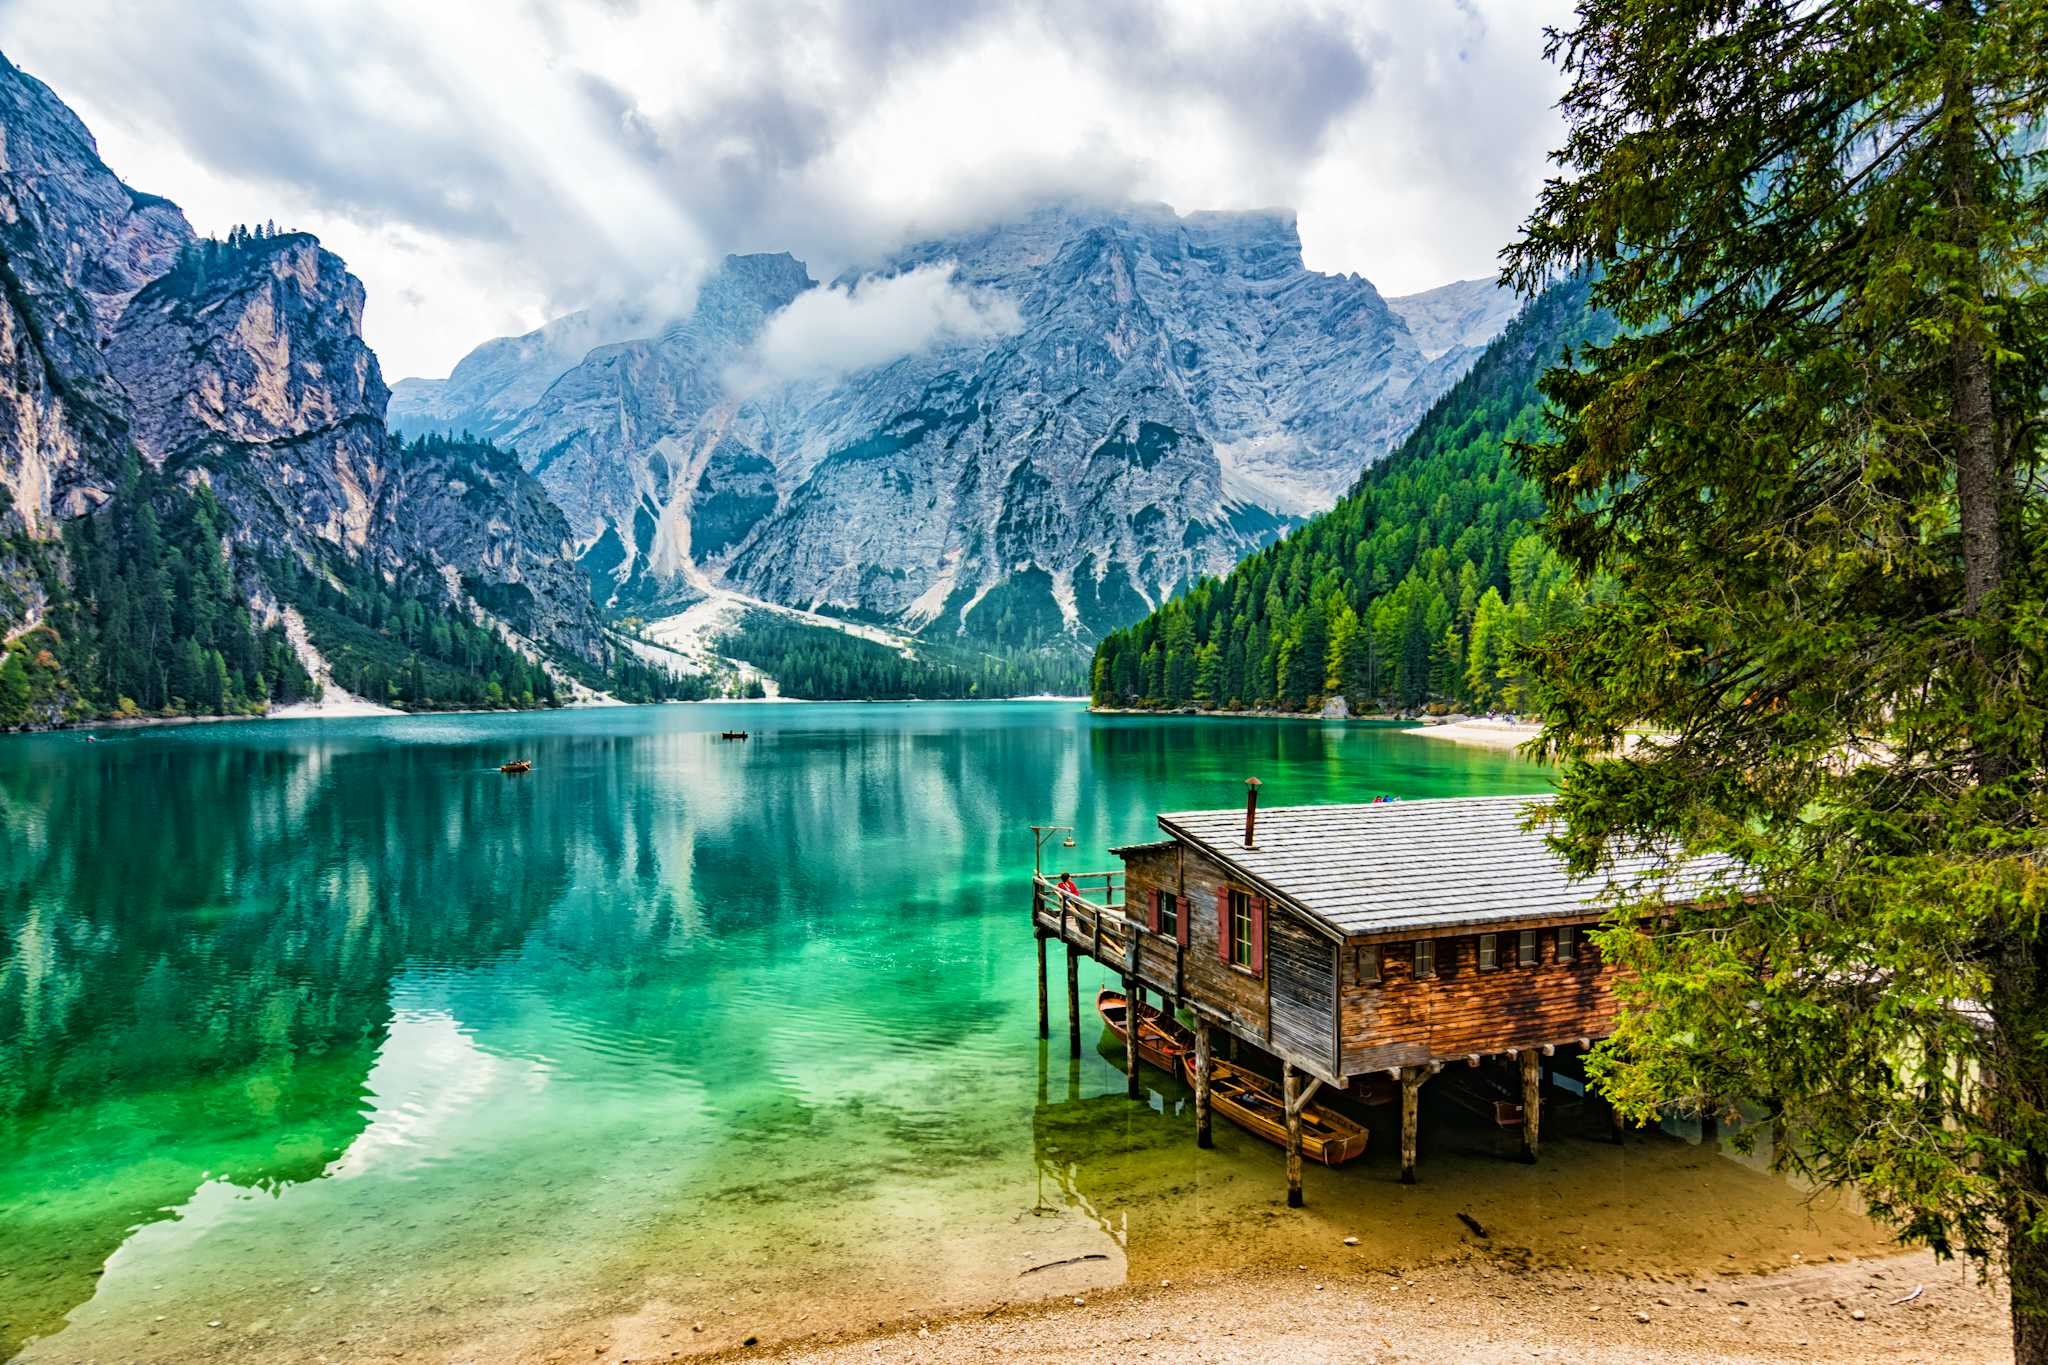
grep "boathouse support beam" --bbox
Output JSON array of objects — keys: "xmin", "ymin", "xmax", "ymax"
[
  {"xmin": 1399, "ymin": 1065, "xmax": 1427, "ymax": 1184},
  {"xmin": 1193, "ymin": 1019, "xmax": 1213, "ymax": 1149},
  {"xmin": 1122, "ymin": 973, "xmax": 1142, "ymax": 1101},
  {"xmin": 1519, "ymin": 1049, "xmax": 1542, "ymax": 1163},
  {"xmin": 1283, "ymin": 1063, "xmax": 1305, "ymax": 1208},
  {"xmin": 1066, "ymin": 944, "xmax": 1081, "ymax": 1060},
  {"xmin": 1036, "ymin": 931, "xmax": 1049, "ymax": 1041}
]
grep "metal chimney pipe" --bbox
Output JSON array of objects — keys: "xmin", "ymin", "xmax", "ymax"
[{"xmin": 1244, "ymin": 776, "xmax": 1262, "ymax": 848}]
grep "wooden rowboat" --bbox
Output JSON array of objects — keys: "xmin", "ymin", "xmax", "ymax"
[
  {"xmin": 1096, "ymin": 988, "xmax": 1195, "ymax": 1071},
  {"xmin": 499, "ymin": 759, "xmax": 532, "ymax": 774},
  {"xmin": 1179, "ymin": 1051, "xmax": 1369, "ymax": 1166},
  {"xmin": 719, "ymin": 730, "xmax": 750, "ymax": 741},
  {"xmin": 1440, "ymin": 1068, "xmax": 1524, "ymax": 1127}
]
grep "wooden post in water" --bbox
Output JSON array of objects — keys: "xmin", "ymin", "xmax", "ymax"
[
  {"xmin": 1066, "ymin": 944, "xmax": 1081, "ymax": 1059},
  {"xmin": 1700, "ymin": 1107, "xmax": 1719, "ymax": 1144},
  {"xmin": 1399, "ymin": 1066, "xmax": 1424, "ymax": 1184},
  {"xmin": 1035, "ymin": 931, "xmax": 1049, "ymax": 1040},
  {"xmin": 1519, "ymin": 1050, "xmax": 1542, "ymax": 1163},
  {"xmin": 1193, "ymin": 1019, "xmax": 1213, "ymax": 1148},
  {"xmin": 1122, "ymin": 973, "xmax": 1142, "ymax": 1100},
  {"xmin": 1283, "ymin": 1063, "xmax": 1305, "ymax": 1208}
]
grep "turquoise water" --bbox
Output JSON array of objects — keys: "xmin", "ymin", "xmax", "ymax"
[{"xmin": 0, "ymin": 704, "xmax": 1882, "ymax": 1362}]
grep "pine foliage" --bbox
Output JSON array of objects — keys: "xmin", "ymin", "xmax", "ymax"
[{"xmin": 1091, "ymin": 278, "xmax": 1611, "ymax": 713}]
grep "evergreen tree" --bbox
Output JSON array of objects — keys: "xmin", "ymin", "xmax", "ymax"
[
  {"xmin": 1505, "ymin": 1, "xmax": 2048, "ymax": 1355},
  {"xmin": 1091, "ymin": 278, "xmax": 1612, "ymax": 714}
]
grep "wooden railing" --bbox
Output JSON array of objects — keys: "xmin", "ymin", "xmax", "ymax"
[
  {"xmin": 1032, "ymin": 870, "xmax": 1190, "ymax": 1000},
  {"xmin": 1032, "ymin": 870, "xmax": 1128, "ymax": 963}
]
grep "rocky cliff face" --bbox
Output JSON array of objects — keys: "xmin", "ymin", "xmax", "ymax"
[
  {"xmin": 0, "ymin": 51, "xmax": 608, "ymax": 674},
  {"xmin": 0, "ymin": 54, "xmax": 190, "ymax": 533},
  {"xmin": 108, "ymin": 233, "xmax": 392, "ymax": 556},
  {"xmin": 397, "ymin": 203, "xmax": 1514, "ymax": 643}
]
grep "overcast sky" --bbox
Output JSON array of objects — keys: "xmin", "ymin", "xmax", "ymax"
[{"xmin": 0, "ymin": 0, "xmax": 1573, "ymax": 382}]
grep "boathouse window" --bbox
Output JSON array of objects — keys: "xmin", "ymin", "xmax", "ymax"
[
  {"xmin": 1518, "ymin": 929, "xmax": 1538, "ymax": 966},
  {"xmin": 1556, "ymin": 925, "xmax": 1576, "ymax": 964},
  {"xmin": 1229, "ymin": 889, "xmax": 1254, "ymax": 969},
  {"xmin": 1358, "ymin": 945, "xmax": 1381, "ymax": 985},
  {"xmin": 1413, "ymin": 938, "xmax": 1436, "ymax": 979},
  {"xmin": 1159, "ymin": 892, "xmax": 1179, "ymax": 940},
  {"xmin": 1478, "ymin": 933, "xmax": 1498, "ymax": 970}
]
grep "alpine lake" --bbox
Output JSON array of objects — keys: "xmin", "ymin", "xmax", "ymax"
[{"xmin": 0, "ymin": 702, "xmax": 1895, "ymax": 1362}]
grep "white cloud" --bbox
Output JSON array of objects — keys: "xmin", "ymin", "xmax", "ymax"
[
  {"xmin": 0, "ymin": 0, "xmax": 1574, "ymax": 381},
  {"xmin": 736, "ymin": 263, "xmax": 1021, "ymax": 388}
]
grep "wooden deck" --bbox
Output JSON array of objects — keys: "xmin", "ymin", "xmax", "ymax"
[{"xmin": 1030, "ymin": 871, "xmax": 1193, "ymax": 1004}]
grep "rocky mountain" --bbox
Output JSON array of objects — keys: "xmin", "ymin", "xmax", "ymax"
[
  {"xmin": 395, "ymin": 203, "xmax": 1515, "ymax": 645},
  {"xmin": 0, "ymin": 52, "xmax": 613, "ymax": 723},
  {"xmin": 0, "ymin": 53, "xmax": 189, "ymax": 535},
  {"xmin": 1385, "ymin": 277, "xmax": 1522, "ymax": 361}
]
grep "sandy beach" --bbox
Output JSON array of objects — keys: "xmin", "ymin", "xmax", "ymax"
[
  {"xmin": 1407, "ymin": 718, "xmax": 1548, "ymax": 752},
  {"xmin": 715, "ymin": 1250, "xmax": 2003, "ymax": 1365},
  {"xmin": 489, "ymin": 1249, "xmax": 2006, "ymax": 1365}
]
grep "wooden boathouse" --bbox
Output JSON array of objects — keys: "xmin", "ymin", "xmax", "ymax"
[{"xmin": 1031, "ymin": 788, "xmax": 1740, "ymax": 1205}]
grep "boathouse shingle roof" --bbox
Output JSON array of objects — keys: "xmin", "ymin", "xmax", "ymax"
[{"xmin": 1155, "ymin": 794, "xmax": 1748, "ymax": 938}]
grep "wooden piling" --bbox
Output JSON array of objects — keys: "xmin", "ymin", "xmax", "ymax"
[
  {"xmin": 1122, "ymin": 973, "xmax": 1142, "ymax": 1100},
  {"xmin": 1066, "ymin": 944, "xmax": 1081, "ymax": 1059},
  {"xmin": 1399, "ymin": 1066, "xmax": 1424, "ymax": 1184},
  {"xmin": 1519, "ymin": 1049, "xmax": 1541, "ymax": 1163},
  {"xmin": 1193, "ymin": 1018, "xmax": 1213, "ymax": 1149},
  {"xmin": 1283, "ymin": 1063, "xmax": 1305, "ymax": 1208},
  {"xmin": 1035, "ymin": 931, "xmax": 1049, "ymax": 1040}
]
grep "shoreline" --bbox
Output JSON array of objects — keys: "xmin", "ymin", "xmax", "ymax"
[
  {"xmin": 544, "ymin": 1249, "xmax": 2002, "ymax": 1364},
  {"xmin": 3, "ymin": 693, "xmax": 1097, "ymax": 738}
]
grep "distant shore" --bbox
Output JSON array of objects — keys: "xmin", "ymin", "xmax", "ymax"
[
  {"xmin": 1087, "ymin": 704, "xmax": 1553, "ymax": 755},
  {"xmin": 1407, "ymin": 717, "xmax": 1548, "ymax": 751}
]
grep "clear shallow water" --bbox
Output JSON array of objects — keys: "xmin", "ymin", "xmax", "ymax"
[{"xmin": 0, "ymin": 704, "xmax": 1884, "ymax": 1362}]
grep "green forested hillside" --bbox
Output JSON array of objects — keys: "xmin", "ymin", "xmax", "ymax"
[
  {"xmin": 1, "ymin": 463, "xmax": 315, "ymax": 727},
  {"xmin": 720, "ymin": 612, "xmax": 1086, "ymax": 700},
  {"xmin": 1090, "ymin": 278, "xmax": 1610, "ymax": 714}
]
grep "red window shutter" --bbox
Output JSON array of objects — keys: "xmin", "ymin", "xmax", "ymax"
[
  {"xmin": 1147, "ymin": 888, "xmax": 1161, "ymax": 933},
  {"xmin": 1216, "ymin": 887, "xmax": 1232, "ymax": 963},
  {"xmin": 1250, "ymin": 897, "xmax": 1267, "ymax": 976},
  {"xmin": 1176, "ymin": 893, "xmax": 1191, "ymax": 948}
]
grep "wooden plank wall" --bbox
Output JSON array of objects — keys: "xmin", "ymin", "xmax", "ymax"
[
  {"xmin": 1338, "ymin": 926, "xmax": 1619, "ymax": 1075},
  {"xmin": 1119, "ymin": 843, "xmax": 1271, "ymax": 1047},
  {"xmin": 1267, "ymin": 914, "xmax": 1338, "ymax": 1076}
]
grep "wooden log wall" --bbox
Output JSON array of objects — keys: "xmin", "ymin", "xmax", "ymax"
[
  {"xmin": 1339, "ymin": 925, "xmax": 1619, "ymax": 1075},
  {"xmin": 1119, "ymin": 843, "xmax": 1271, "ymax": 1048}
]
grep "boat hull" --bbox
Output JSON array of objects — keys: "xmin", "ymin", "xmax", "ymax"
[
  {"xmin": 1178, "ymin": 1052, "xmax": 1368, "ymax": 1166},
  {"xmin": 1095, "ymin": 989, "xmax": 1193, "ymax": 1071}
]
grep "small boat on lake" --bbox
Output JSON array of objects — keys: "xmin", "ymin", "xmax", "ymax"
[
  {"xmin": 719, "ymin": 730, "xmax": 750, "ymax": 741},
  {"xmin": 1440, "ymin": 1068, "xmax": 1524, "ymax": 1127},
  {"xmin": 1096, "ymin": 988, "xmax": 1195, "ymax": 1071},
  {"xmin": 499, "ymin": 759, "xmax": 532, "ymax": 774},
  {"xmin": 1179, "ymin": 1051, "xmax": 1368, "ymax": 1165}
]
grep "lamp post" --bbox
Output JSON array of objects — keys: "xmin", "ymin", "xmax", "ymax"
[{"xmin": 1029, "ymin": 823, "xmax": 1076, "ymax": 876}]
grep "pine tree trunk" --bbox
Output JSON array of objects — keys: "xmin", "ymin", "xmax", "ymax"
[
  {"xmin": 2018, "ymin": 1214, "xmax": 2048, "ymax": 1365},
  {"xmin": 1941, "ymin": 0, "xmax": 2004, "ymax": 618}
]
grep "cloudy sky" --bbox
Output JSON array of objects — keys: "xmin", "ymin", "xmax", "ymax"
[{"xmin": 0, "ymin": 0, "xmax": 1573, "ymax": 381}]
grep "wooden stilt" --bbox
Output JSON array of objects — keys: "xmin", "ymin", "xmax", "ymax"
[
  {"xmin": 1035, "ymin": 931, "xmax": 1049, "ymax": 1040},
  {"xmin": 1066, "ymin": 944, "xmax": 1081, "ymax": 1060},
  {"xmin": 1700, "ymin": 1108, "xmax": 1718, "ymax": 1144},
  {"xmin": 1399, "ymin": 1066, "xmax": 1424, "ymax": 1184},
  {"xmin": 1122, "ymin": 973, "xmax": 1142, "ymax": 1100},
  {"xmin": 1193, "ymin": 1019, "xmax": 1213, "ymax": 1149},
  {"xmin": 1609, "ymin": 1092, "xmax": 1626, "ymax": 1144},
  {"xmin": 1283, "ymin": 1063, "xmax": 1305, "ymax": 1208},
  {"xmin": 1519, "ymin": 1050, "xmax": 1541, "ymax": 1163}
]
